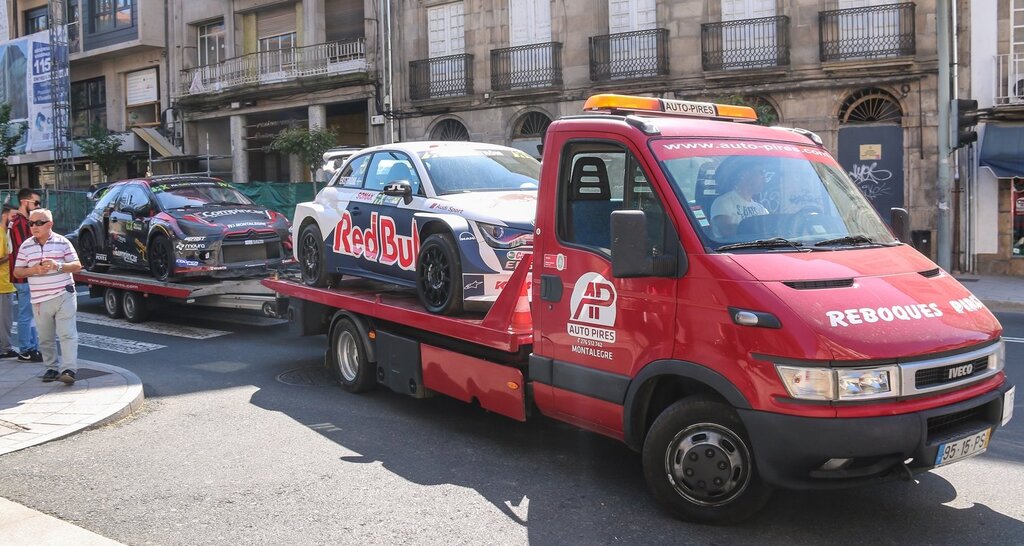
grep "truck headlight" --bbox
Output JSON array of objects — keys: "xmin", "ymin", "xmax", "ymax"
[
  {"xmin": 776, "ymin": 365, "xmax": 898, "ymax": 401},
  {"xmin": 835, "ymin": 367, "xmax": 897, "ymax": 400},
  {"xmin": 995, "ymin": 340, "xmax": 1005, "ymax": 372},
  {"xmin": 477, "ymin": 222, "xmax": 533, "ymax": 249}
]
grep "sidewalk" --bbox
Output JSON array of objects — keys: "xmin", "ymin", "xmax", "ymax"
[
  {"xmin": 0, "ymin": 359, "xmax": 141, "ymax": 545},
  {"xmin": 954, "ymin": 273, "xmax": 1024, "ymax": 312}
]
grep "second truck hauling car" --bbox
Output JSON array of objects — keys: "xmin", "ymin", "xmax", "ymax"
[{"xmin": 267, "ymin": 94, "xmax": 1015, "ymax": 524}]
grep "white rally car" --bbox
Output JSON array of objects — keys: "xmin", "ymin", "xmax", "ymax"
[{"xmin": 292, "ymin": 141, "xmax": 540, "ymax": 315}]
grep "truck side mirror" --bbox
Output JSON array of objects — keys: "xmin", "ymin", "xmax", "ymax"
[
  {"xmin": 382, "ymin": 181, "xmax": 414, "ymax": 205},
  {"xmin": 890, "ymin": 207, "xmax": 911, "ymax": 243},
  {"xmin": 611, "ymin": 210, "xmax": 679, "ymax": 278}
]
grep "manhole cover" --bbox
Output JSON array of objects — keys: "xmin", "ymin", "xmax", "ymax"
[{"xmin": 276, "ymin": 367, "xmax": 335, "ymax": 387}]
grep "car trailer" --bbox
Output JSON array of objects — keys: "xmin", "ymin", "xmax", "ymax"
[{"xmin": 74, "ymin": 270, "xmax": 287, "ymax": 323}]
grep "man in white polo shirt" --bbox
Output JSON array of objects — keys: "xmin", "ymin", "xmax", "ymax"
[{"xmin": 13, "ymin": 208, "xmax": 82, "ymax": 384}]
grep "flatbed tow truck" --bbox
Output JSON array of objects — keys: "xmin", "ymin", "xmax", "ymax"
[
  {"xmin": 75, "ymin": 269, "xmax": 285, "ymax": 323},
  {"xmin": 263, "ymin": 94, "xmax": 1014, "ymax": 524}
]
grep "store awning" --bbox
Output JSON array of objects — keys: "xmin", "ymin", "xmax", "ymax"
[
  {"xmin": 132, "ymin": 127, "xmax": 184, "ymax": 158},
  {"xmin": 979, "ymin": 124, "xmax": 1024, "ymax": 178}
]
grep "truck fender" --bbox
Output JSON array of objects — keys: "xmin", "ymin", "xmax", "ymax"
[
  {"xmin": 328, "ymin": 310, "xmax": 376, "ymax": 364},
  {"xmin": 622, "ymin": 360, "xmax": 751, "ymax": 451}
]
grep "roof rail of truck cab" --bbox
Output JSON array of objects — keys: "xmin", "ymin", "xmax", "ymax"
[{"xmin": 583, "ymin": 94, "xmax": 758, "ymax": 123}]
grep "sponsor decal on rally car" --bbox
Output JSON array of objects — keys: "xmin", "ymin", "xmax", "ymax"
[{"xmin": 332, "ymin": 211, "xmax": 420, "ymax": 271}]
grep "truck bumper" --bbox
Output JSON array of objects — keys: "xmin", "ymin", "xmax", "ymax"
[{"xmin": 738, "ymin": 381, "xmax": 1014, "ymax": 490}]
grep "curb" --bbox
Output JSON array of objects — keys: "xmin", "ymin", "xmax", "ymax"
[{"xmin": 84, "ymin": 361, "xmax": 146, "ymax": 431}]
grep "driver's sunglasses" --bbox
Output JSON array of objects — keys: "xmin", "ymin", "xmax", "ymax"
[
  {"xmin": 28, "ymin": 220, "xmax": 51, "ymax": 227},
  {"xmin": 22, "ymin": 199, "xmax": 41, "ymax": 207}
]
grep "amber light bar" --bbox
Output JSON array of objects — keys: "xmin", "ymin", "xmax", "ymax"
[{"xmin": 583, "ymin": 93, "xmax": 758, "ymax": 122}]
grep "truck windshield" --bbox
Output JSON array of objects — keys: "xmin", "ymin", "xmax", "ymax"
[
  {"xmin": 652, "ymin": 138, "xmax": 897, "ymax": 251},
  {"xmin": 419, "ymin": 148, "xmax": 540, "ymax": 195}
]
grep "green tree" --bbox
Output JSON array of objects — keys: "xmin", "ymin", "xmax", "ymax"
[
  {"xmin": 77, "ymin": 124, "xmax": 126, "ymax": 182},
  {"xmin": 269, "ymin": 125, "xmax": 338, "ymax": 180},
  {"xmin": 0, "ymin": 103, "xmax": 28, "ymax": 180}
]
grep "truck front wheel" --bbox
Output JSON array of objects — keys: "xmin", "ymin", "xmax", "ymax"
[
  {"xmin": 642, "ymin": 396, "xmax": 772, "ymax": 524},
  {"xmin": 329, "ymin": 318, "xmax": 376, "ymax": 393}
]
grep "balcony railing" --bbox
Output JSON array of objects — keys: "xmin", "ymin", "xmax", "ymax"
[
  {"xmin": 819, "ymin": 3, "xmax": 915, "ymax": 62},
  {"xmin": 995, "ymin": 53, "xmax": 1024, "ymax": 106},
  {"xmin": 589, "ymin": 28, "xmax": 669, "ymax": 81},
  {"xmin": 701, "ymin": 16, "xmax": 790, "ymax": 71},
  {"xmin": 409, "ymin": 54, "xmax": 474, "ymax": 100},
  {"xmin": 491, "ymin": 42, "xmax": 563, "ymax": 91},
  {"xmin": 179, "ymin": 39, "xmax": 367, "ymax": 96}
]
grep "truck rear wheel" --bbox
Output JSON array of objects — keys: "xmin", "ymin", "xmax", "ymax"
[
  {"xmin": 329, "ymin": 318, "xmax": 376, "ymax": 393},
  {"xmin": 103, "ymin": 288, "xmax": 124, "ymax": 319},
  {"xmin": 642, "ymin": 396, "xmax": 772, "ymax": 524},
  {"xmin": 122, "ymin": 291, "xmax": 150, "ymax": 323}
]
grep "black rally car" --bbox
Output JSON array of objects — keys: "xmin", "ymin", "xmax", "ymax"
[{"xmin": 74, "ymin": 176, "xmax": 292, "ymax": 281}]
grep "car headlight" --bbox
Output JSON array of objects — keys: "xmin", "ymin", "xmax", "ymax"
[
  {"xmin": 776, "ymin": 365, "xmax": 898, "ymax": 401},
  {"xmin": 477, "ymin": 222, "xmax": 533, "ymax": 249},
  {"xmin": 995, "ymin": 340, "xmax": 1006, "ymax": 373}
]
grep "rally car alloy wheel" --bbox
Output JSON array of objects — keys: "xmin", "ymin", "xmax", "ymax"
[
  {"xmin": 80, "ymin": 231, "xmax": 107, "ymax": 272},
  {"xmin": 329, "ymin": 318, "xmax": 376, "ymax": 393},
  {"xmin": 300, "ymin": 224, "xmax": 331, "ymax": 288},
  {"xmin": 149, "ymin": 235, "xmax": 175, "ymax": 282},
  {"xmin": 642, "ymin": 396, "xmax": 772, "ymax": 524},
  {"xmin": 416, "ymin": 233, "xmax": 464, "ymax": 315}
]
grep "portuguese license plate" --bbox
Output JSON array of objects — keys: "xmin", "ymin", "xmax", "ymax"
[
  {"xmin": 934, "ymin": 428, "xmax": 990, "ymax": 467},
  {"xmin": 1004, "ymin": 386, "xmax": 1015, "ymax": 426}
]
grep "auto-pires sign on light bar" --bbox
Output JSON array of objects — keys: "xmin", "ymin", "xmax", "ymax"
[{"xmin": 583, "ymin": 94, "xmax": 758, "ymax": 122}]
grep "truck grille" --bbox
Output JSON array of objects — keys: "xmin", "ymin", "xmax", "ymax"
[
  {"xmin": 927, "ymin": 405, "xmax": 989, "ymax": 441},
  {"xmin": 915, "ymin": 356, "xmax": 989, "ymax": 389}
]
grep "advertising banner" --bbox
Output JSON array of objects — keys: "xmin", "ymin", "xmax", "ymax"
[{"xmin": 0, "ymin": 30, "xmax": 59, "ymax": 154}]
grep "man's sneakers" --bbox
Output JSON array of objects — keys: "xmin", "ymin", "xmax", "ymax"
[
  {"xmin": 58, "ymin": 370, "xmax": 76, "ymax": 385},
  {"xmin": 17, "ymin": 350, "xmax": 43, "ymax": 363},
  {"xmin": 41, "ymin": 369, "xmax": 59, "ymax": 382},
  {"xmin": 0, "ymin": 349, "xmax": 19, "ymax": 359}
]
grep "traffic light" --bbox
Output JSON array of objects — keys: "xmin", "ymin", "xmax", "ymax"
[{"xmin": 954, "ymin": 98, "xmax": 979, "ymax": 150}]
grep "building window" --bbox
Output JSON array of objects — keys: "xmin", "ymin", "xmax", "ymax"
[
  {"xmin": 198, "ymin": 21, "xmax": 226, "ymax": 66},
  {"xmin": 430, "ymin": 118, "xmax": 470, "ymax": 141},
  {"xmin": 24, "ymin": 6, "xmax": 49, "ymax": 35},
  {"xmin": 71, "ymin": 77, "xmax": 107, "ymax": 138},
  {"xmin": 838, "ymin": 88, "xmax": 902, "ymax": 123},
  {"xmin": 92, "ymin": 0, "xmax": 134, "ymax": 34},
  {"xmin": 259, "ymin": 32, "xmax": 297, "ymax": 53}
]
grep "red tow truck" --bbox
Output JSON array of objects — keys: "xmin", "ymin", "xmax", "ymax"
[{"xmin": 265, "ymin": 94, "xmax": 1015, "ymax": 523}]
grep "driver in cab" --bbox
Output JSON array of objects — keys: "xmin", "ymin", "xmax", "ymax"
[{"xmin": 710, "ymin": 158, "xmax": 769, "ymax": 238}]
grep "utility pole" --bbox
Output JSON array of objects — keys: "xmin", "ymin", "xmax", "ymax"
[
  {"xmin": 936, "ymin": 0, "xmax": 952, "ymax": 271},
  {"xmin": 48, "ymin": 0, "xmax": 73, "ymax": 190}
]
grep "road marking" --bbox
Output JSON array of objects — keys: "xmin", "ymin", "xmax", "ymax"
[
  {"xmin": 79, "ymin": 333, "xmax": 165, "ymax": 354},
  {"xmin": 1004, "ymin": 337, "xmax": 1024, "ymax": 344},
  {"xmin": 77, "ymin": 312, "xmax": 230, "ymax": 340}
]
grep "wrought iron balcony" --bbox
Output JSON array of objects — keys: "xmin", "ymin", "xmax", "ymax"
[
  {"xmin": 491, "ymin": 42, "xmax": 563, "ymax": 91},
  {"xmin": 409, "ymin": 54, "xmax": 474, "ymax": 100},
  {"xmin": 589, "ymin": 28, "xmax": 669, "ymax": 81},
  {"xmin": 994, "ymin": 53, "xmax": 1024, "ymax": 106},
  {"xmin": 701, "ymin": 16, "xmax": 790, "ymax": 71},
  {"xmin": 179, "ymin": 39, "xmax": 366, "ymax": 96},
  {"xmin": 819, "ymin": 2, "xmax": 915, "ymax": 62}
]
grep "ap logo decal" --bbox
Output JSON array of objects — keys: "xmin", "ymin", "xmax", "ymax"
[{"xmin": 570, "ymin": 272, "xmax": 617, "ymax": 327}]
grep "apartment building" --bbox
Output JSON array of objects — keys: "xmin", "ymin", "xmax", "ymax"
[
  {"xmin": 168, "ymin": 0, "xmax": 376, "ymax": 182},
  {"xmin": 962, "ymin": 0, "xmax": 1024, "ymax": 275},
  {"xmin": 0, "ymin": 0, "xmax": 171, "ymax": 188},
  {"xmin": 390, "ymin": 0, "xmax": 942, "ymax": 258}
]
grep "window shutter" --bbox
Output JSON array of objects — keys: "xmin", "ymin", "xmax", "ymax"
[
  {"xmin": 257, "ymin": 3, "xmax": 296, "ymax": 39},
  {"xmin": 325, "ymin": 0, "xmax": 364, "ymax": 42}
]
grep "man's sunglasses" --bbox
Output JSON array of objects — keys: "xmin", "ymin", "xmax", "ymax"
[
  {"xmin": 28, "ymin": 220, "xmax": 51, "ymax": 227},
  {"xmin": 21, "ymin": 199, "xmax": 41, "ymax": 207}
]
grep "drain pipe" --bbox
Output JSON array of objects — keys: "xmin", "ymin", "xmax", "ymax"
[{"xmin": 936, "ymin": 0, "xmax": 953, "ymax": 271}]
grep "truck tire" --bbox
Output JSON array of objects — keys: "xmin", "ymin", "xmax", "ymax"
[
  {"xmin": 416, "ymin": 233, "xmax": 463, "ymax": 315},
  {"xmin": 122, "ymin": 291, "xmax": 150, "ymax": 323},
  {"xmin": 80, "ymin": 230, "xmax": 108, "ymax": 272},
  {"xmin": 329, "ymin": 318, "xmax": 376, "ymax": 393},
  {"xmin": 299, "ymin": 223, "xmax": 335, "ymax": 288},
  {"xmin": 103, "ymin": 288, "xmax": 124, "ymax": 319},
  {"xmin": 642, "ymin": 396, "xmax": 772, "ymax": 524}
]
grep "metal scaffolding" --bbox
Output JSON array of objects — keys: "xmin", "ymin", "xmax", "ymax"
[{"xmin": 48, "ymin": 0, "xmax": 73, "ymax": 190}]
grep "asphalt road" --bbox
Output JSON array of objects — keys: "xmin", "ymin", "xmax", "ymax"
[{"xmin": 0, "ymin": 296, "xmax": 1021, "ymax": 545}]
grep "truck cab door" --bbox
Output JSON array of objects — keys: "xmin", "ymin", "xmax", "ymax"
[{"xmin": 532, "ymin": 137, "xmax": 680, "ymax": 434}]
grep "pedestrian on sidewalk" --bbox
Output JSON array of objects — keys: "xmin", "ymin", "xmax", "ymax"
[
  {"xmin": 0, "ymin": 204, "xmax": 18, "ymax": 359},
  {"xmin": 8, "ymin": 188, "xmax": 41, "ymax": 363},
  {"xmin": 13, "ymin": 208, "xmax": 82, "ymax": 385}
]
